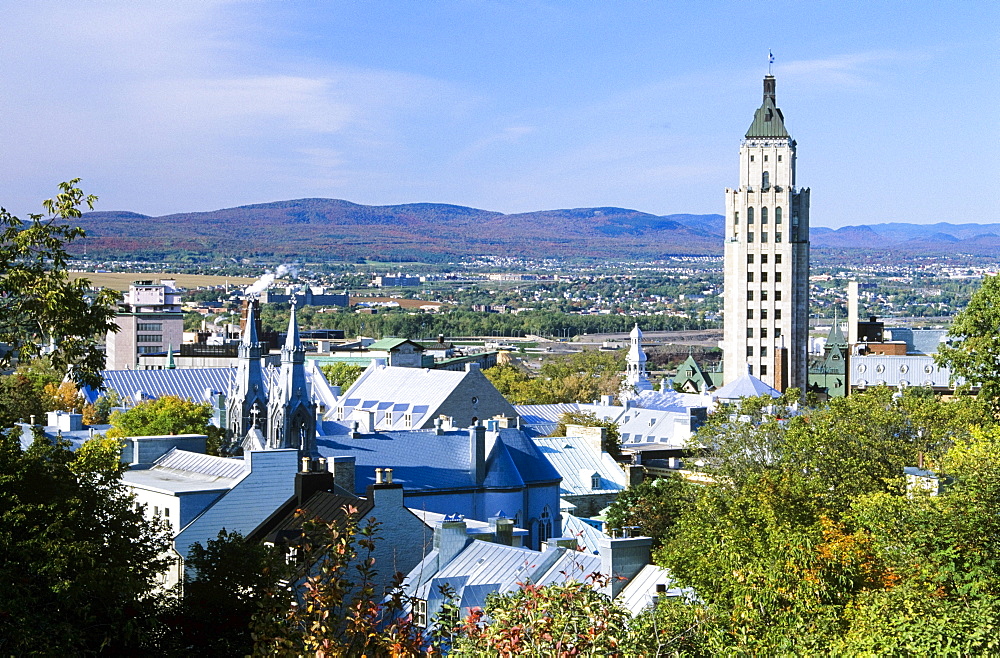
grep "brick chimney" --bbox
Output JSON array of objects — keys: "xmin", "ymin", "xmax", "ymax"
[
  {"xmin": 774, "ymin": 347, "xmax": 789, "ymax": 393},
  {"xmin": 294, "ymin": 456, "xmax": 334, "ymax": 505},
  {"xmin": 469, "ymin": 422, "xmax": 486, "ymax": 484}
]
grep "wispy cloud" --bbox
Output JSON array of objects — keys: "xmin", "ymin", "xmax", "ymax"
[{"xmin": 777, "ymin": 50, "xmax": 924, "ymax": 87}]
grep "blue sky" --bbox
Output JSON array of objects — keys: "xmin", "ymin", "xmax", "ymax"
[{"xmin": 1, "ymin": 1, "xmax": 996, "ymax": 228}]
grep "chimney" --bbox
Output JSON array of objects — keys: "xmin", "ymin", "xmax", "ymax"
[
  {"xmin": 440, "ymin": 415, "xmax": 455, "ymax": 432},
  {"xmin": 599, "ymin": 535, "xmax": 653, "ymax": 598},
  {"xmin": 600, "ymin": 394, "xmax": 614, "ymax": 406},
  {"xmin": 489, "ymin": 512, "xmax": 514, "ymax": 546},
  {"xmin": 848, "ymin": 281, "xmax": 859, "ymax": 346},
  {"xmin": 627, "ymin": 464, "xmax": 644, "ymax": 487},
  {"xmin": 469, "ymin": 423, "xmax": 486, "ymax": 484},
  {"xmin": 434, "ymin": 515, "xmax": 470, "ymax": 567},
  {"xmin": 294, "ymin": 458, "xmax": 334, "ymax": 505},
  {"xmin": 546, "ymin": 537, "xmax": 578, "ymax": 551},
  {"xmin": 349, "ymin": 420, "xmax": 361, "ymax": 439},
  {"xmin": 566, "ymin": 424, "xmax": 606, "ymax": 455},
  {"xmin": 353, "ymin": 409, "xmax": 375, "ymax": 433},
  {"xmin": 465, "ymin": 362, "xmax": 480, "ymax": 372},
  {"xmin": 331, "ymin": 455, "xmax": 356, "ymax": 494},
  {"xmin": 438, "ymin": 333, "xmax": 445, "ymax": 344},
  {"xmin": 433, "ymin": 417, "xmax": 444, "ymax": 435},
  {"xmin": 774, "ymin": 347, "xmax": 789, "ymax": 393}
]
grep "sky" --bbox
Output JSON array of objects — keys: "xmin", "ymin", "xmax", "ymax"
[{"xmin": 1, "ymin": 1, "xmax": 997, "ymax": 228}]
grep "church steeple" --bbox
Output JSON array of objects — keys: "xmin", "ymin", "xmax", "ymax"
[
  {"xmin": 620, "ymin": 323, "xmax": 654, "ymax": 400},
  {"xmin": 227, "ymin": 299, "xmax": 269, "ymax": 447},
  {"xmin": 267, "ymin": 302, "xmax": 316, "ymax": 454}
]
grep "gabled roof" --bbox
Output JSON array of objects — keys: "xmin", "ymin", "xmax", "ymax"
[
  {"xmin": 560, "ymin": 512, "xmax": 608, "ymax": 554},
  {"xmin": 616, "ymin": 564, "xmax": 689, "ymax": 616},
  {"xmin": 368, "ymin": 337, "xmax": 423, "ymax": 352},
  {"xmin": 250, "ymin": 489, "xmax": 373, "ymax": 543},
  {"xmin": 531, "ymin": 435, "xmax": 626, "ymax": 496},
  {"xmin": 746, "ymin": 75, "xmax": 790, "ymax": 139},
  {"xmin": 328, "ymin": 363, "xmax": 516, "ymax": 431}
]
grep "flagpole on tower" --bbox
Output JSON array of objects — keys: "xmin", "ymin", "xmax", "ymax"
[{"xmin": 768, "ymin": 50, "xmax": 774, "ymax": 76}]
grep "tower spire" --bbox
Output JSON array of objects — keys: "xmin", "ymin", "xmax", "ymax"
[{"xmin": 227, "ymin": 298, "xmax": 269, "ymax": 449}]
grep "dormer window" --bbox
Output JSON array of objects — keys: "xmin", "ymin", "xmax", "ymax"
[{"xmin": 591, "ymin": 474, "xmax": 601, "ymax": 489}]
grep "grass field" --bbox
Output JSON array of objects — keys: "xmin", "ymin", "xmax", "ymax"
[{"xmin": 68, "ymin": 272, "xmax": 258, "ymax": 291}]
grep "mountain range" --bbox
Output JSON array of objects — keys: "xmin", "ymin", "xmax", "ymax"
[{"xmin": 73, "ymin": 198, "xmax": 1000, "ymax": 262}]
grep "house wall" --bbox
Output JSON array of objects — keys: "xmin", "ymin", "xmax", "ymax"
[
  {"xmin": 561, "ymin": 492, "xmax": 619, "ymax": 518},
  {"xmin": 430, "ymin": 367, "xmax": 517, "ymax": 429}
]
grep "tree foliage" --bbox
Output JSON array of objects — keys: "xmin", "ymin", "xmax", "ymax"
[
  {"xmin": 485, "ymin": 350, "xmax": 624, "ymax": 405},
  {"xmin": 605, "ymin": 474, "xmax": 692, "ymax": 547},
  {"xmin": 936, "ymin": 273, "xmax": 1000, "ymax": 410},
  {"xmin": 0, "ymin": 428, "xmax": 172, "ymax": 654},
  {"xmin": 0, "ymin": 180, "xmax": 120, "ymax": 388},
  {"xmin": 107, "ymin": 395, "xmax": 224, "ymax": 453},
  {"xmin": 319, "ymin": 361, "xmax": 365, "ymax": 391}
]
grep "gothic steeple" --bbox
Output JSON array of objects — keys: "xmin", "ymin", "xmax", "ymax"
[
  {"xmin": 620, "ymin": 323, "xmax": 654, "ymax": 400},
  {"xmin": 267, "ymin": 302, "xmax": 316, "ymax": 453},
  {"xmin": 227, "ymin": 299, "xmax": 269, "ymax": 446}
]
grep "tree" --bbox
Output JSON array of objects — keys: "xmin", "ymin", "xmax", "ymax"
[
  {"xmin": 936, "ymin": 273, "xmax": 1000, "ymax": 410},
  {"xmin": 0, "ymin": 180, "xmax": 120, "ymax": 388},
  {"xmin": 107, "ymin": 395, "xmax": 224, "ymax": 454},
  {"xmin": 319, "ymin": 361, "xmax": 365, "ymax": 391},
  {"xmin": 452, "ymin": 577, "xmax": 632, "ymax": 657},
  {"xmin": 550, "ymin": 409, "xmax": 624, "ymax": 461},
  {"xmin": 0, "ymin": 428, "xmax": 172, "ymax": 653},
  {"xmin": 605, "ymin": 474, "xmax": 692, "ymax": 547}
]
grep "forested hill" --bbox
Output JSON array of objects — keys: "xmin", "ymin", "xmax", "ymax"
[{"xmin": 73, "ymin": 198, "xmax": 1000, "ymax": 262}]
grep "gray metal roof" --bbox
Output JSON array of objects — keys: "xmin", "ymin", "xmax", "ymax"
[
  {"xmin": 531, "ymin": 436, "xmax": 626, "ymax": 496},
  {"xmin": 122, "ymin": 449, "xmax": 245, "ymax": 494},
  {"xmin": 616, "ymin": 564, "xmax": 690, "ymax": 616},
  {"xmin": 852, "ymin": 355, "xmax": 957, "ymax": 389},
  {"xmin": 560, "ymin": 513, "xmax": 608, "ymax": 554}
]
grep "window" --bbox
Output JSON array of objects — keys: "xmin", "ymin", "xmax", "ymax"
[
  {"xmin": 775, "ymin": 272, "xmax": 783, "ymax": 282},
  {"xmin": 137, "ymin": 346, "xmax": 161, "ymax": 354},
  {"xmin": 774, "ymin": 327, "xmax": 782, "ymax": 338},
  {"xmin": 137, "ymin": 323, "xmax": 162, "ymax": 332},
  {"xmin": 761, "ymin": 232, "xmax": 768, "ymax": 243},
  {"xmin": 747, "ymin": 309, "xmax": 754, "ymax": 319},
  {"xmin": 748, "ymin": 207, "xmax": 754, "ymax": 224},
  {"xmin": 761, "ymin": 290, "xmax": 768, "ymax": 301},
  {"xmin": 748, "ymin": 232, "xmax": 754, "ymax": 243},
  {"xmin": 764, "ymin": 155, "xmax": 769, "ymax": 162},
  {"xmin": 775, "ymin": 254, "xmax": 782, "ymax": 264},
  {"xmin": 776, "ymin": 232, "xmax": 782, "ymax": 243},
  {"xmin": 775, "ymin": 310, "xmax": 782, "ymax": 320},
  {"xmin": 747, "ymin": 327, "xmax": 754, "ymax": 338},
  {"xmin": 747, "ymin": 272, "xmax": 754, "ymax": 282},
  {"xmin": 164, "ymin": 507, "xmax": 170, "ymax": 518},
  {"xmin": 760, "ymin": 328, "xmax": 768, "ymax": 338},
  {"xmin": 734, "ymin": 211, "xmax": 739, "ymax": 224},
  {"xmin": 760, "ymin": 347, "xmax": 768, "ymax": 358},
  {"xmin": 414, "ymin": 599, "xmax": 428, "ymax": 627},
  {"xmin": 762, "ymin": 171, "xmax": 770, "ymax": 190},
  {"xmin": 760, "ymin": 365, "xmax": 768, "ymax": 376},
  {"xmin": 383, "ymin": 411, "xmax": 392, "ymax": 425},
  {"xmin": 336, "ymin": 407, "xmax": 344, "ymax": 421},
  {"xmin": 775, "ymin": 207, "xmax": 782, "ymax": 224},
  {"xmin": 747, "ymin": 290, "xmax": 754, "ymax": 301},
  {"xmin": 404, "ymin": 412, "xmax": 413, "ymax": 428},
  {"xmin": 136, "ymin": 334, "xmax": 162, "ymax": 343},
  {"xmin": 538, "ymin": 507, "xmax": 553, "ymax": 544},
  {"xmin": 750, "ymin": 155, "xmax": 755, "ymax": 162},
  {"xmin": 746, "ymin": 346, "xmax": 754, "ymax": 357},
  {"xmin": 591, "ymin": 474, "xmax": 601, "ymax": 490},
  {"xmin": 747, "ymin": 254, "xmax": 754, "ymax": 264},
  {"xmin": 775, "ymin": 291, "xmax": 782, "ymax": 301},
  {"xmin": 761, "ymin": 207, "xmax": 768, "ymax": 224},
  {"xmin": 761, "ymin": 309, "xmax": 768, "ymax": 320},
  {"xmin": 761, "ymin": 272, "xmax": 768, "ymax": 283},
  {"xmin": 777, "ymin": 154, "xmax": 782, "ymax": 162},
  {"xmin": 761, "ymin": 254, "xmax": 768, "ymax": 264}
]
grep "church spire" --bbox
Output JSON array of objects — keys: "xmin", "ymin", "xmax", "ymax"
[
  {"xmin": 268, "ymin": 301, "xmax": 316, "ymax": 454},
  {"xmin": 620, "ymin": 323, "xmax": 653, "ymax": 400},
  {"xmin": 227, "ymin": 299, "xmax": 269, "ymax": 449}
]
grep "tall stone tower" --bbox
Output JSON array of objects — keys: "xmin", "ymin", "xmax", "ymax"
[
  {"xmin": 723, "ymin": 75, "xmax": 810, "ymax": 391},
  {"xmin": 267, "ymin": 303, "xmax": 317, "ymax": 453},
  {"xmin": 228, "ymin": 300, "xmax": 269, "ymax": 442}
]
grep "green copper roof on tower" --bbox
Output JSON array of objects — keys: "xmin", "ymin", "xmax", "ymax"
[{"xmin": 745, "ymin": 75, "xmax": 789, "ymax": 139}]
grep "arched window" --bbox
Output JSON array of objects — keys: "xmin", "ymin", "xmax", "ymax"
[
  {"xmin": 762, "ymin": 171, "xmax": 770, "ymax": 190},
  {"xmin": 775, "ymin": 207, "xmax": 782, "ymax": 224},
  {"xmin": 538, "ymin": 506, "xmax": 553, "ymax": 544},
  {"xmin": 747, "ymin": 207, "xmax": 754, "ymax": 224},
  {"xmin": 761, "ymin": 207, "xmax": 768, "ymax": 224}
]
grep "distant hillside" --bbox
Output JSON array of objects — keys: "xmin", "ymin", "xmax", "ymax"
[{"xmin": 73, "ymin": 198, "xmax": 1000, "ymax": 261}]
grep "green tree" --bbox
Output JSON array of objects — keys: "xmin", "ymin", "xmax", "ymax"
[
  {"xmin": 107, "ymin": 395, "xmax": 224, "ymax": 454},
  {"xmin": 0, "ymin": 180, "xmax": 120, "ymax": 388},
  {"xmin": 550, "ymin": 409, "xmax": 624, "ymax": 461},
  {"xmin": 0, "ymin": 429, "xmax": 172, "ymax": 653},
  {"xmin": 936, "ymin": 273, "xmax": 1000, "ymax": 410},
  {"xmin": 605, "ymin": 474, "xmax": 692, "ymax": 547},
  {"xmin": 319, "ymin": 361, "xmax": 365, "ymax": 390}
]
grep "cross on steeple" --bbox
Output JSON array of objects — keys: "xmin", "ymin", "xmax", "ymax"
[{"xmin": 250, "ymin": 402, "xmax": 261, "ymax": 428}]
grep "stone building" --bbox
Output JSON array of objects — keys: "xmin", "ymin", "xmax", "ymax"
[
  {"xmin": 723, "ymin": 74, "xmax": 810, "ymax": 391},
  {"xmin": 106, "ymin": 279, "xmax": 184, "ymax": 370}
]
